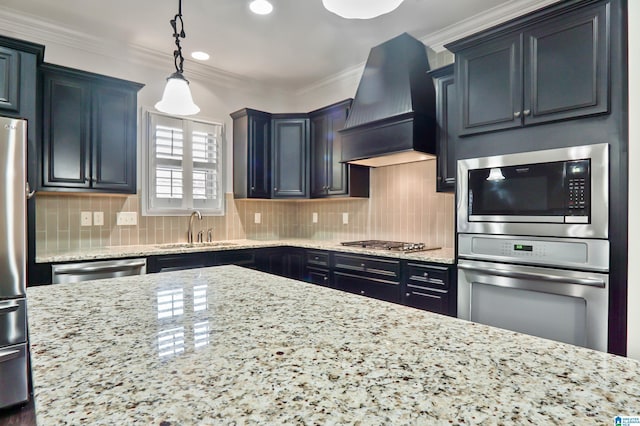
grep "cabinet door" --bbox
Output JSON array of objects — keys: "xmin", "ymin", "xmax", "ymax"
[
  {"xmin": 42, "ymin": 73, "xmax": 91, "ymax": 188},
  {"xmin": 326, "ymin": 107, "xmax": 349, "ymax": 196},
  {"xmin": 248, "ymin": 113, "xmax": 271, "ymax": 198},
  {"xmin": 305, "ymin": 267, "xmax": 331, "ymax": 287},
  {"xmin": 0, "ymin": 46, "xmax": 19, "ymax": 112},
  {"xmin": 310, "ymin": 114, "xmax": 329, "ymax": 197},
  {"xmin": 523, "ymin": 3, "xmax": 609, "ymax": 125},
  {"xmin": 272, "ymin": 118, "xmax": 309, "ymax": 198},
  {"xmin": 432, "ymin": 65, "xmax": 456, "ymax": 193},
  {"xmin": 457, "ymin": 32, "xmax": 523, "ymax": 136},
  {"xmin": 92, "ymin": 84, "xmax": 137, "ymax": 192}
]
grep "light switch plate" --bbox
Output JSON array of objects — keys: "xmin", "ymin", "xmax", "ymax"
[
  {"xmin": 342, "ymin": 212, "xmax": 349, "ymax": 225},
  {"xmin": 312, "ymin": 212, "xmax": 318, "ymax": 223},
  {"xmin": 116, "ymin": 212, "xmax": 137, "ymax": 226},
  {"xmin": 81, "ymin": 211, "xmax": 92, "ymax": 227},
  {"xmin": 93, "ymin": 211, "xmax": 104, "ymax": 226},
  {"xmin": 254, "ymin": 212, "xmax": 261, "ymax": 224}
]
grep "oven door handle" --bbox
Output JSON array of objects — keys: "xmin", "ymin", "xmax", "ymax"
[{"xmin": 457, "ymin": 264, "xmax": 606, "ymax": 288}]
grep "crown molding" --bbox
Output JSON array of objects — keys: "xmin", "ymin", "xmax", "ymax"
[
  {"xmin": 0, "ymin": 1, "xmax": 561, "ymax": 95},
  {"xmin": 420, "ymin": 0, "xmax": 562, "ymax": 52},
  {"xmin": 0, "ymin": 5, "xmax": 289, "ymax": 93}
]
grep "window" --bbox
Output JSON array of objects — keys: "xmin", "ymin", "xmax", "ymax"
[{"xmin": 144, "ymin": 111, "xmax": 224, "ymax": 215}]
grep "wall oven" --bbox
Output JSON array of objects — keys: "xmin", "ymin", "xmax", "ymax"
[
  {"xmin": 456, "ymin": 143, "xmax": 610, "ymax": 352},
  {"xmin": 457, "ymin": 143, "xmax": 608, "ymax": 238}
]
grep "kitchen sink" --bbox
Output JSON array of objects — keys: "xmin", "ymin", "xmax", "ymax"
[{"xmin": 154, "ymin": 242, "xmax": 237, "ymax": 249}]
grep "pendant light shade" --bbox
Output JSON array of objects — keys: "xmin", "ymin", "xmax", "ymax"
[
  {"xmin": 155, "ymin": 72, "xmax": 200, "ymax": 116},
  {"xmin": 155, "ymin": 0, "xmax": 200, "ymax": 116},
  {"xmin": 322, "ymin": 0, "xmax": 404, "ymax": 19}
]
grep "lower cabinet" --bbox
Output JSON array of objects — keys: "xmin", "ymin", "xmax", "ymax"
[
  {"xmin": 402, "ymin": 261, "xmax": 456, "ymax": 316},
  {"xmin": 331, "ymin": 253, "xmax": 402, "ymax": 304},
  {"xmin": 255, "ymin": 247, "xmax": 304, "ymax": 281},
  {"xmin": 147, "ymin": 252, "xmax": 215, "ymax": 273},
  {"xmin": 303, "ymin": 250, "xmax": 332, "ymax": 288}
]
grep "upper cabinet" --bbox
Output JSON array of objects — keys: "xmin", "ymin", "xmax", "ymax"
[
  {"xmin": 271, "ymin": 115, "xmax": 309, "ymax": 199},
  {"xmin": 428, "ymin": 65, "xmax": 456, "ymax": 193},
  {"xmin": 41, "ymin": 64, "xmax": 143, "ymax": 194},
  {"xmin": 232, "ymin": 108, "xmax": 272, "ymax": 199},
  {"xmin": 231, "ymin": 100, "xmax": 369, "ymax": 200},
  {"xmin": 448, "ymin": 0, "xmax": 610, "ymax": 136},
  {"xmin": 0, "ymin": 46, "xmax": 20, "ymax": 112},
  {"xmin": 309, "ymin": 99, "xmax": 369, "ymax": 198}
]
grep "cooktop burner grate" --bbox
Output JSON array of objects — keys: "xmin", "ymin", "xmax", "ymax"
[{"xmin": 340, "ymin": 240, "xmax": 440, "ymax": 253}]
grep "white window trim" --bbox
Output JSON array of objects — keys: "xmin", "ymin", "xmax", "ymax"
[{"xmin": 142, "ymin": 109, "xmax": 225, "ymax": 216}]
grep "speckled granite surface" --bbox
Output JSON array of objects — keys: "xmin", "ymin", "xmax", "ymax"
[
  {"xmin": 28, "ymin": 265, "xmax": 640, "ymax": 424},
  {"xmin": 36, "ymin": 238, "xmax": 455, "ymax": 265}
]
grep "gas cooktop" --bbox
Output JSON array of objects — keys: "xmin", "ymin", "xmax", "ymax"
[{"xmin": 340, "ymin": 240, "xmax": 440, "ymax": 253}]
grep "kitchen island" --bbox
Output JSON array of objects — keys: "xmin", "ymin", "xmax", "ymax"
[{"xmin": 27, "ymin": 265, "xmax": 639, "ymax": 424}]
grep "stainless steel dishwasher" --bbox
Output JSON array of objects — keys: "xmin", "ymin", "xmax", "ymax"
[{"xmin": 51, "ymin": 258, "xmax": 147, "ymax": 284}]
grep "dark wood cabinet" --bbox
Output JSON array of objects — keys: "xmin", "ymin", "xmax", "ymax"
[
  {"xmin": 255, "ymin": 247, "xmax": 305, "ymax": 280},
  {"xmin": 429, "ymin": 65, "xmax": 456, "ymax": 193},
  {"xmin": 0, "ymin": 46, "xmax": 20, "ymax": 112},
  {"xmin": 332, "ymin": 253, "xmax": 401, "ymax": 304},
  {"xmin": 450, "ymin": 1, "xmax": 609, "ymax": 136},
  {"xmin": 214, "ymin": 249, "xmax": 256, "ymax": 268},
  {"xmin": 310, "ymin": 99, "xmax": 369, "ymax": 198},
  {"xmin": 231, "ymin": 108, "xmax": 272, "ymax": 198},
  {"xmin": 402, "ymin": 261, "xmax": 456, "ymax": 317},
  {"xmin": 147, "ymin": 252, "xmax": 215, "ymax": 273},
  {"xmin": 271, "ymin": 116, "xmax": 309, "ymax": 198},
  {"xmin": 41, "ymin": 64, "xmax": 143, "ymax": 193},
  {"xmin": 303, "ymin": 250, "xmax": 332, "ymax": 288}
]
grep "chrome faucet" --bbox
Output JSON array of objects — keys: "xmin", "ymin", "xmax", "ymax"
[
  {"xmin": 187, "ymin": 210, "xmax": 202, "ymax": 243},
  {"xmin": 207, "ymin": 228, "xmax": 213, "ymax": 242}
]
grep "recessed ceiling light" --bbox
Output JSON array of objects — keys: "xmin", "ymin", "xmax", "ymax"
[
  {"xmin": 191, "ymin": 51, "xmax": 210, "ymax": 61},
  {"xmin": 249, "ymin": 0, "xmax": 273, "ymax": 15}
]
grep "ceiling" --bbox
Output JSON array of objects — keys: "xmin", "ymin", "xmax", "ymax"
[{"xmin": 1, "ymin": 0, "xmax": 555, "ymax": 91}]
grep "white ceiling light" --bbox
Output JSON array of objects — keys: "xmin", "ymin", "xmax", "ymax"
[
  {"xmin": 322, "ymin": 0, "xmax": 404, "ymax": 19},
  {"xmin": 155, "ymin": 0, "xmax": 200, "ymax": 116},
  {"xmin": 191, "ymin": 51, "xmax": 210, "ymax": 61},
  {"xmin": 250, "ymin": 0, "xmax": 273, "ymax": 15}
]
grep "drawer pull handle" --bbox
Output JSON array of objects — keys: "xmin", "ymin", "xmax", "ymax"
[{"xmin": 360, "ymin": 290, "xmax": 365, "ymax": 295}]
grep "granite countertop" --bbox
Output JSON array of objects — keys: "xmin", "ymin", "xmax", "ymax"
[
  {"xmin": 28, "ymin": 265, "xmax": 640, "ymax": 424},
  {"xmin": 36, "ymin": 238, "xmax": 455, "ymax": 265}
]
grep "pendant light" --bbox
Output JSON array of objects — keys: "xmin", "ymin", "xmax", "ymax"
[
  {"xmin": 322, "ymin": 0, "xmax": 404, "ymax": 19},
  {"xmin": 155, "ymin": 0, "xmax": 200, "ymax": 116}
]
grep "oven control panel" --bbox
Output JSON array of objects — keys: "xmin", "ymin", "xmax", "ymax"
[{"xmin": 457, "ymin": 234, "xmax": 610, "ymax": 271}]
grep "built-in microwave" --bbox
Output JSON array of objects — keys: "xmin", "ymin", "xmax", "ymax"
[{"xmin": 457, "ymin": 143, "xmax": 609, "ymax": 239}]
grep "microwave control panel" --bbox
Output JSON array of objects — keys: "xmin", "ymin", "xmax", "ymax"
[{"xmin": 566, "ymin": 160, "xmax": 590, "ymax": 213}]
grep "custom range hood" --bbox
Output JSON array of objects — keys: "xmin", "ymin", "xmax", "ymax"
[{"xmin": 340, "ymin": 33, "xmax": 436, "ymax": 167}]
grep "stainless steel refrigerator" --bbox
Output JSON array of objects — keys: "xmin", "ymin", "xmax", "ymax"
[{"xmin": 0, "ymin": 116, "xmax": 29, "ymax": 409}]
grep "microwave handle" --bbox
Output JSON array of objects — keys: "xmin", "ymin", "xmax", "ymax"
[{"xmin": 457, "ymin": 264, "xmax": 605, "ymax": 288}]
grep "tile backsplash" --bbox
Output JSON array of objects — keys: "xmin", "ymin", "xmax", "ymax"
[{"xmin": 36, "ymin": 160, "xmax": 454, "ymax": 255}]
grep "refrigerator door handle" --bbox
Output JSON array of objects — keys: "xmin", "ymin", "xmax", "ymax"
[
  {"xmin": 25, "ymin": 181, "xmax": 35, "ymax": 199},
  {"xmin": 0, "ymin": 349, "xmax": 20, "ymax": 363}
]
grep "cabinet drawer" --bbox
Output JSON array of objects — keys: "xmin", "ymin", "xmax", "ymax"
[
  {"xmin": 332, "ymin": 253, "xmax": 401, "ymax": 282},
  {"xmin": 305, "ymin": 266, "xmax": 331, "ymax": 287},
  {"xmin": 334, "ymin": 272, "xmax": 400, "ymax": 304},
  {"xmin": 0, "ymin": 298, "xmax": 26, "ymax": 347},
  {"xmin": 404, "ymin": 287, "xmax": 450, "ymax": 316},
  {"xmin": 306, "ymin": 250, "xmax": 329, "ymax": 267},
  {"xmin": 406, "ymin": 263, "xmax": 449, "ymax": 289}
]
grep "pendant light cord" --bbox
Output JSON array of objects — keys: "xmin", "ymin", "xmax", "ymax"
[{"xmin": 170, "ymin": 0, "xmax": 186, "ymax": 74}]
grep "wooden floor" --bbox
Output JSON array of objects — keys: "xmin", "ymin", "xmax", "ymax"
[{"xmin": 0, "ymin": 399, "xmax": 36, "ymax": 426}]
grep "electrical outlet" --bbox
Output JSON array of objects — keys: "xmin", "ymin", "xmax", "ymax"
[
  {"xmin": 254, "ymin": 212, "xmax": 261, "ymax": 224},
  {"xmin": 93, "ymin": 211, "xmax": 104, "ymax": 226},
  {"xmin": 342, "ymin": 212, "xmax": 349, "ymax": 225},
  {"xmin": 81, "ymin": 211, "xmax": 92, "ymax": 227},
  {"xmin": 312, "ymin": 212, "xmax": 318, "ymax": 223},
  {"xmin": 116, "ymin": 212, "xmax": 137, "ymax": 226}
]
